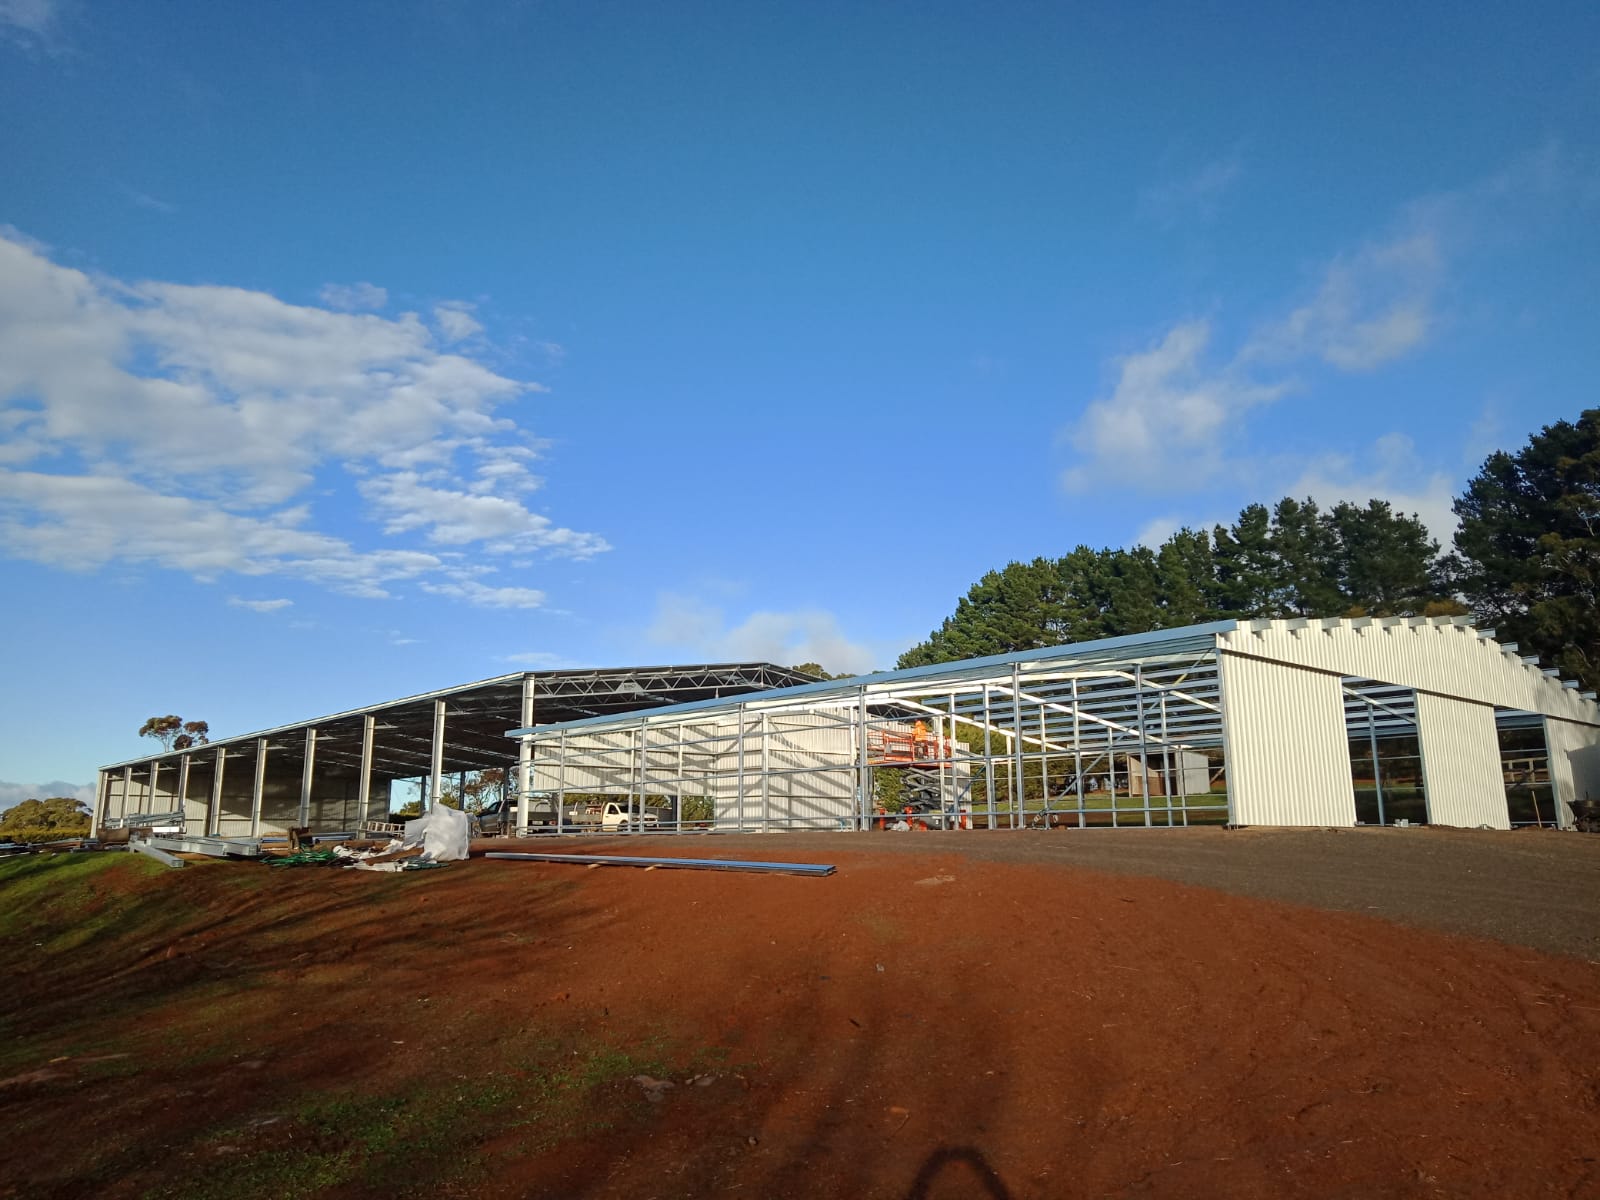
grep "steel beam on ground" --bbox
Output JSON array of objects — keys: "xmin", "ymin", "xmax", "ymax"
[
  {"xmin": 486, "ymin": 851, "xmax": 835, "ymax": 877},
  {"xmin": 131, "ymin": 840, "xmax": 185, "ymax": 870}
]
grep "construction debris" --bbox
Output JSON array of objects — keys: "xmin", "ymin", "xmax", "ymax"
[
  {"xmin": 485, "ymin": 852, "xmax": 836, "ymax": 877},
  {"xmin": 145, "ymin": 834, "xmax": 264, "ymax": 859},
  {"xmin": 264, "ymin": 847, "xmax": 344, "ymax": 868},
  {"xmin": 129, "ymin": 841, "xmax": 185, "ymax": 870}
]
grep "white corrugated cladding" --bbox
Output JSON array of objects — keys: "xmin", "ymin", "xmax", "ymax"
[
  {"xmin": 1543, "ymin": 718, "xmax": 1600, "ymax": 825},
  {"xmin": 1216, "ymin": 617, "xmax": 1600, "ymax": 724},
  {"xmin": 531, "ymin": 728, "xmax": 635, "ymax": 793},
  {"xmin": 1219, "ymin": 651, "xmax": 1356, "ymax": 825},
  {"xmin": 1414, "ymin": 692, "xmax": 1510, "ymax": 828},
  {"xmin": 1218, "ymin": 616, "xmax": 1600, "ymax": 828},
  {"xmin": 731, "ymin": 710, "xmax": 856, "ymax": 829}
]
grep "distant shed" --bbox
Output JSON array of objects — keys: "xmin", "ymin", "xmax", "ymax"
[{"xmin": 93, "ymin": 663, "xmax": 816, "ymax": 837}]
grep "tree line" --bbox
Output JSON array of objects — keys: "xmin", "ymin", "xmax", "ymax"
[{"xmin": 898, "ymin": 408, "xmax": 1600, "ymax": 692}]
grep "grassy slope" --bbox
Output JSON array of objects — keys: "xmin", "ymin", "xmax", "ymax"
[{"xmin": 0, "ymin": 853, "xmax": 714, "ymax": 1200}]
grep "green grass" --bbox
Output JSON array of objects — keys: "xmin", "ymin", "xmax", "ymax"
[
  {"xmin": 0, "ymin": 853, "xmax": 185, "ymax": 958},
  {"xmin": 140, "ymin": 1040, "xmax": 688, "ymax": 1200}
]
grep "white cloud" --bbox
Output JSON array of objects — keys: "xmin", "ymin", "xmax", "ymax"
[
  {"xmin": 1138, "ymin": 151, "xmax": 1243, "ymax": 227},
  {"xmin": 1062, "ymin": 320, "xmax": 1285, "ymax": 491},
  {"xmin": 1242, "ymin": 230, "xmax": 1442, "ymax": 371},
  {"xmin": 1132, "ymin": 515, "xmax": 1184, "ymax": 549},
  {"xmin": 647, "ymin": 594, "xmax": 879, "ymax": 675},
  {"xmin": 228, "ymin": 596, "xmax": 292, "ymax": 612},
  {"xmin": 0, "ymin": 231, "xmax": 605, "ymax": 605},
  {"xmin": 318, "ymin": 281, "xmax": 388, "ymax": 311},
  {"xmin": 1061, "ymin": 143, "xmax": 1596, "ymax": 493},
  {"xmin": 502, "ymin": 650, "xmax": 570, "ymax": 668},
  {"xmin": 418, "ymin": 580, "xmax": 547, "ymax": 609},
  {"xmin": 122, "ymin": 186, "xmax": 176, "ymax": 215},
  {"xmin": 361, "ymin": 472, "xmax": 608, "ymax": 556},
  {"xmin": 1286, "ymin": 432, "xmax": 1458, "ymax": 543},
  {"xmin": 0, "ymin": 469, "xmax": 445, "ymax": 598},
  {"xmin": 0, "ymin": 778, "xmax": 93, "ymax": 810},
  {"xmin": 0, "ymin": 0, "xmax": 62, "ymax": 48},
  {"xmin": 434, "ymin": 301, "xmax": 483, "ymax": 343},
  {"xmin": 1064, "ymin": 205, "xmax": 1447, "ymax": 490}
]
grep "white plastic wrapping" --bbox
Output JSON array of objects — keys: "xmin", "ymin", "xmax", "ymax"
[{"xmin": 400, "ymin": 804, "xmax": 471, "ymax": 862}]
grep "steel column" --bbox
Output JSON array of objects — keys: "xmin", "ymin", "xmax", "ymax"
[
  {"xmin": 252, "ymin": 737, "xmax": 269, "ymax": 836},
  {"xmin": 90, "ymin": 770, "xmax": 107, "ymax": 837},
  {"xmin": 1135, "ymin": 665, "xmax": 1151, "ymax": 827},
  {"xmin": 735, "ymin": 707, "xmax": 747, "ymax": 832},
  {"xmin": 556, "ymin": 730, "xmax": 568, "ymax": 833},
  {"xmin": 298, "ymin": 728, "xmax": 316, "ymax": 828},
  {"xmin": 981, "ymin": 685, "xmax": 996, "ymax": 829},
  {"xmin": 760, "ymin": 712, "xmax": 770, "ymax": 831},
  {"xmin": 208, "ymin": 747, "xmax": 226, "ymax": 837},
  {"xmin": 1072, "ymin": 678, "xmax": 1085, "ymax": 827},
  {"xmin": 177, "ymin": 755, "xmax": 192, "ymax": 830},
  {"xmin": 855, "ymin": 687, "xmax": 870, "ymax": 832},
  {"xmin": 429, "ymin": 700, "xmax": 445, "ymax": 814},
  {"xmin": 1011, "ymin": 664, "xmax": 1025, "ymax": 830},
  {"xmin": 358, "ymin": 718, "xmax": 374, "ymax": 827},
  {"xmin": 1367, "ymin": 702, "xmax": 1385, "ymax": 825},
  {"xmin": 516, "ymin": 676, "xmax": 534, "ymax": 834}
]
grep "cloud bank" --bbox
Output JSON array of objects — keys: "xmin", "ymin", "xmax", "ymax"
[
  {"xmin": 648, "ymin": 593, "xmax": 880, "ymax": 676},
  {"xmin": 0, "ymin": 232, "xmax": 607, "ymax": 606}
]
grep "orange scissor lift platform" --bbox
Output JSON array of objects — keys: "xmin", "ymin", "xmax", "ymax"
[{"xmin": 866, "ymin": 721, "xmax": 954, "ymax": 766}]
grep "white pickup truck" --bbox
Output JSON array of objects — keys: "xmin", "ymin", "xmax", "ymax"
[
  {"xmin": 472, "ymin": 798, "xmax": 661, "ymax": 836},
  {"xmin": 567, "ymin": 801, "xmax": 660, "ymax": 833}
]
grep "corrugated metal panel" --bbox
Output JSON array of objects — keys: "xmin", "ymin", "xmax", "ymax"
[
  {"xmin": 533, "ymin": 709, "xmax": 859, "ymax": 830},
  {"xmin": 1415, "ymin": 693, "xmax": 1509, "ymax": 829},
  {"xmin": 1219, "ymin": 651, "xmax": 1356, "ymax": 826},
  {"xmin": 1544, "ymin": 717, "xmax": 1600, "ymax": 828},
  {"xmin": 746, "ymin": 711, "xmax": 856, "ymax": 829},
  {"xmin": 1218, "ymin": 618, "xmax": 1600, "ymax": 725}
]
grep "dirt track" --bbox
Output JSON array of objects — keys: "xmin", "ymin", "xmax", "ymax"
[
  {"xmin": 2, "ymin": 832, "xmax": 1599, "ymax": 1199},
  {"xmin": 524, "ymin": 825, "xmax": 1600, "ymax": 959}
]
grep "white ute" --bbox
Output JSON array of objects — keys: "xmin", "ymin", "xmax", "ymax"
[{"xmin": 568, "ymin": 801, "xmax": 660, "ymax": 833}]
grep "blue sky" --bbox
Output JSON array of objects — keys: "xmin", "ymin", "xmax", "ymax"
[{"xmin": 2, "ymin": 1, "xmax": 1597, "ymax": 803}]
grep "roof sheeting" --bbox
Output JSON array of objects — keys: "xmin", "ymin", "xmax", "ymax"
[{"xmin": 100, "ymin": 663, "xmax": 817, "ymax": 778}]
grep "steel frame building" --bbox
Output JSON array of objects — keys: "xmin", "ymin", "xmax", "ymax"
[
  {"xmin": 92, "ymin": 663, "xmax": 816, "ymax": 838},
  {"xmin": 510, "ymin": 617, "xmax": 1600, "ymax": 834}
]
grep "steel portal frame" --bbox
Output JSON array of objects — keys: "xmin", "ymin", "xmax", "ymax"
[
  {"xmin": 93, "ymin": 662, "xmax": 817, "ymax": 836},
  {"xmin": 514, "ymin": 629, "xmax": 1239, "ymax": 834}
]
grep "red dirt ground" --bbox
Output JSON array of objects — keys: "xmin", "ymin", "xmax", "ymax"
[{"xmin": 3, "ymin": 840, "xmax": 1600, "ymax": 1199}]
